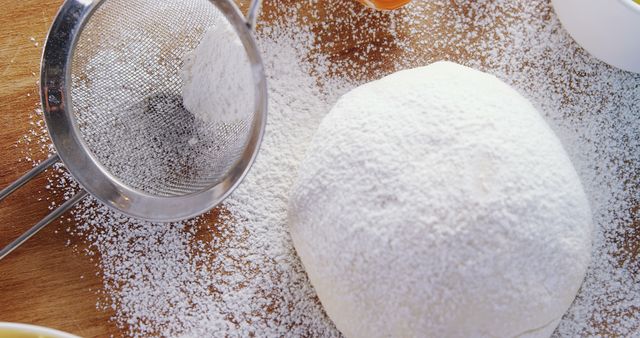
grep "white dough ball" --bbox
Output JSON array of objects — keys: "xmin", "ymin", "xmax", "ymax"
[{"xmin": 288, "ymin": 62, "xmax": 593, "ymax": 338}]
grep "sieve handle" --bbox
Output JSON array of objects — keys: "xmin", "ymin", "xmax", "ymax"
[
  {"xmin": 0, "ymin": 155, "xmax": 88, "ymax": 260},
  {"xmin": 246, "ymin": 0, "xmax": 262, "ymax": 30},
  {"xmin": 0, "ymin": 154, "xmax": 59, "ymax": 200}
]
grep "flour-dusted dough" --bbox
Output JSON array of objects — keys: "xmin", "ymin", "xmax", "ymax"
[{"xmin": 288, "ymin": 62, "xmax": 593, "ymax": 338}]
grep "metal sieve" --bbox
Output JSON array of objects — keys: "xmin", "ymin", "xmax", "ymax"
[{"xmin": 0, "ymin": 0, "xmax": 267, "ymax": 259}]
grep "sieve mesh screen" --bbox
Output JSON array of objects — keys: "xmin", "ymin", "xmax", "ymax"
[{"xmin": 70, "ymin": 0, "xmax": 255, "ymax": 197}]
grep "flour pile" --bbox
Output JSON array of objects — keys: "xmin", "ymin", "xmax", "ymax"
[
  {"xmin": 19, "ymin": 0, "xmax": 640, "ymax": 336},
  {"xmin": 181, "ymin": 18, "xmax": 254, "ymax": 123}
]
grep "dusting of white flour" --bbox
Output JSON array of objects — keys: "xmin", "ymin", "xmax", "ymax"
[
  {"xmin": 67, "ymin": 16, "xmax": 347, "ymax": 337},
  {"xmin": 181, "ymin": 19, "xmax": 254, "ymax": 123},
  {"xmin": 18, "ymin": 0, "xmax": 640, "ymax": 337}
]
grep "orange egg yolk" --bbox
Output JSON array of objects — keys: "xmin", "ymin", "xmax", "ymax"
[{"xmin": 357, "ymin": 0, "xmax": 412, "ymax": 10}]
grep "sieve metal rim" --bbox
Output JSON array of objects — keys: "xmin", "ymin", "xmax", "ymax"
[{"xmin": 40, "ymin": 0, "xmax": 268, "ymax": 222}]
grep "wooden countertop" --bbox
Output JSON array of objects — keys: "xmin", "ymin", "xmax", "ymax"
[
  {"xmin": 0, "ymin": 0, "xmax": 120, "ymax": 336},
  {"xmin": 1, "ymin": 1, "xmax": 235, "ymax": 336},
  {"xmin": 0, "ymin": 0, "xmax": 634, "ymax": 337}
]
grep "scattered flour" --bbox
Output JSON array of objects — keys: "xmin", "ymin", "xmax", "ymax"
[
  {"xmin": 68, "ymin": 18, "xmax": 348, "ymax": 337},
  {"xmin": 17, "ymin": 0, "xmax": 640, "ymax": 337},
  {"xmin": 181, "ymin": 18, "xmax": 255, "ymax": 123}
]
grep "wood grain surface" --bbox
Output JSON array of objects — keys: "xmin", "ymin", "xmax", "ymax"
[
  {"xmin": 0, "ymin": 0, "xmax": 122, "ymax": 336},
  {"xmin": 0, "ymin": 0, "xmax": 234, "ymax": 336},
  {"xmin": 0, "ymin": 0, "xmax": 634, "ymax": 337}
]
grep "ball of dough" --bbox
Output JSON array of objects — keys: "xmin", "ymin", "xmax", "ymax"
[{"xmin": 288, "ymin": 62, "xmax": 592, "ymax": 338}]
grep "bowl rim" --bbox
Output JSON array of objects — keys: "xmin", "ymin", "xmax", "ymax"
[
  {"xmin": 619, "ymin": 0, "xmax": 640, "ymax": 14},
  {"xmin": 0, "ymin": 322, "xmax": 81, "ymax": 338}
]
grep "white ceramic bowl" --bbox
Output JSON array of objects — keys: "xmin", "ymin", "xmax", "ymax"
[
  {"xmin": 0, "ymin": 322, "xmax": 80, "ymax": 338},
  {"xmin": 552, "ymin": 0, "xmax": 640, "ymax": 73}
]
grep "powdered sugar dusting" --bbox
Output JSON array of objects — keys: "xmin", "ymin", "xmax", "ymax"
[{"xmin": 16, "ymin": 0, "xmax": 640, "ymax": 336}]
